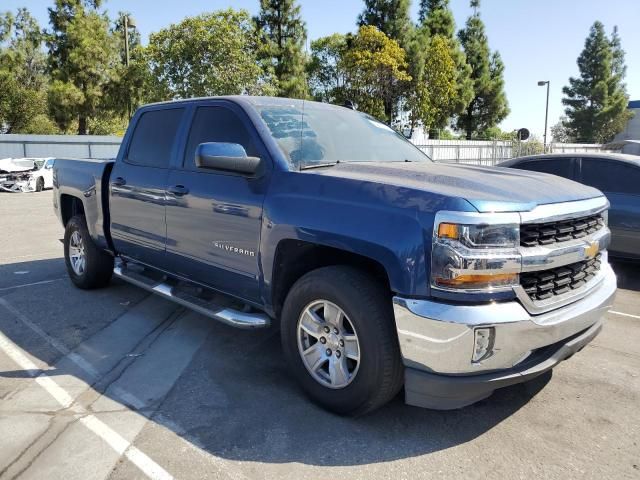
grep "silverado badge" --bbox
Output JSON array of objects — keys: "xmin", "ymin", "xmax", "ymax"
[{"xmin": 584, "ymin": 241, "xmax": 599, "ymax": 259}]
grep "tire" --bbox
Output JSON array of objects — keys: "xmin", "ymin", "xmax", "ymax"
[
  {"xmin": 281, "ymin": 266, "xmax": 404, "ymax": 416},
  {"xmin": 64, "ymin": 215, "xmax": 114, "ymax": 289},
  {"xmin": 35, "ymin": 177, "xmax": 44, "ymax": 192}
]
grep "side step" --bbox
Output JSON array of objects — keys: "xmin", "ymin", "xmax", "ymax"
[{"xmin": 113, "ymin": 261, "xmax": 270, "ymax": 329}]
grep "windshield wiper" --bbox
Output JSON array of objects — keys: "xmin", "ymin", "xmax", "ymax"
[{"xmin": 299, "ymin": 160, "xmax": 341, "ymax": 170}]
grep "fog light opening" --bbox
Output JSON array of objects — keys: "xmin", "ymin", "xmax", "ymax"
[{"xmin": 472, "ymin": 327, "xmax": 495, "ymax": 363}]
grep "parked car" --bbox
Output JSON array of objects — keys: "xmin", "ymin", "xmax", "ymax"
[
  {"xmin": 0, "ymin": 157, "xmax": 55, "ymax": 192},
  {"xmin": 52, "ymin": 97, "xmax": 616, "ymax": 415},
  {"xmin": 500, "ymin": 153, "xmax": 640, "ymax": 260}
]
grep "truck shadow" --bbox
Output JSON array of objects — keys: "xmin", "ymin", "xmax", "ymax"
[
  {"xmin": 0, "ymin": 257, "xmax": 551, "ymax": 468},
  {"xmin": 610, "ymin": 259, "xmax": 640, "ymax": 292}
]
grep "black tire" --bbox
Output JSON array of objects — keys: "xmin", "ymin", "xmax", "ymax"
[
  {"xmin": 35, "ymin": 177, "xmax": 44, "ymax": 192},
  {"xmin": 281, "ymin": 266, "xmax": 404, "ymax": 416},
  {"xmin": 64, "ymin": 215, "xmax": 114, "ymax": 289}
]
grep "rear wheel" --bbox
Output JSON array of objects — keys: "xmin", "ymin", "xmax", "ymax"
[
  {"xmin": 281, "ymin": 266, "xmax": 404, "ymax": 416},
  {"xmin": 64, "ymin": 215, "xmax": 113, "ymax": 289}
]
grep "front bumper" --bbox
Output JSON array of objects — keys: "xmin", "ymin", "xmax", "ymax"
[{"xmin": 393, "ymin": 262, "xmax": 616, "ymax": 409}]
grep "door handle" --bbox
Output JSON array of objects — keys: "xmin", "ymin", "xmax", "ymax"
[
  {"xmin": 167, "ymin": 184, "xmax": 189, "ymax": 196},
  {"xmin": 112, "ymin": 176, "xmax": 126, "ymax": 187}
]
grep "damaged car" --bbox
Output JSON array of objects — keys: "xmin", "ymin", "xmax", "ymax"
[{"xmin": 0, "ymin": 157, "xmax": 55, "ymax": 192}]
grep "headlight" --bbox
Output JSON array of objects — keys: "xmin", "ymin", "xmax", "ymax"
[{"xmin": 431, "ymin": 213, "xmax": 521, "ymax": 294}]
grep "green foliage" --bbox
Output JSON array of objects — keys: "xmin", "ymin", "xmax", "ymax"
[
  {"xmin": 307, "ymin": 33, "xmax": 348, "ymax": 103},
  {"xmin": 456, "ymin": 0, "xmax": 509, "ymax": 139},
  {"xmin": 341, "ymin": 26, "xmax": 411, "ymax": 124},
  {"xmin": 357, "ymin": 0, "xmax": 413, "ymax": 47},
  {"xmin": 408, "ymin": 35, "xmax": 457, "ymax": 134},
  {"xmin": 146, "ymin": 10, "xmax": 275, "ymax": 100},
  {"xmin": 562, "ymin": 21, "xmax": 633, "ymax": 143},
  {"xmin": 46, "ymin": 0, "xmax": 119, "ymax": 134},
  {"xmin": 255, "ymin": 0, "xmax": 308, "ymax": 98},
  {"xmin": 550, "ymin": 116, "xmax": 574, "ymax": 143}
]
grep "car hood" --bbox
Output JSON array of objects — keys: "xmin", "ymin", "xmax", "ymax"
[
  {"xmin": 305, "ymin": 161, "xmax": 603, "ymax": 212},
  {"xmin": 0, "ymin": 158, "xmax": 36, "ymax": 174}
]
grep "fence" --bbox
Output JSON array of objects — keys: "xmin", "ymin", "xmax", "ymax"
[
  {"xmin": 412, "ymin": 140, "xmax": 610, "ymax": 166},
  {"xmin": 0, "ymin": 134, "xmax": 122, "ymax": 160},
  {"xmin": 0, "ymin": 134, "xmax": 611, "ymax": 166}
]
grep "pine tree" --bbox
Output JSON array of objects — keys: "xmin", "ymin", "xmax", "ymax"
[
  {"xmin": 255, "ymin": 0, "xmax": 308, "ymax": 98},
  {"xmin": 417, "ymin": 0, "xmax": 472, "ymax": 135},
  {"xmin": 46, "ymin": 0, "xmax": 119, "ymax": 134},
  {"xmin": 456, "ymin": 0, "xmax": 509, "ymax": 139},
  {"xmin": 562, "ymin": 22, "xmax": 633, "ymax": 143},
  {"xmin": 357, "ymin": 0, "xmax": 413, "ymax": 48}
]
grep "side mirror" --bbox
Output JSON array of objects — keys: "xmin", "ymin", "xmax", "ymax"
[{"xmin": 195, "ymin": 142, "xmax": 262, "ymax": 175}]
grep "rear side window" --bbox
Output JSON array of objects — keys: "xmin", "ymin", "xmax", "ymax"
[
  {"xmin": 183, "ymin": 106, "xmax": 258, "ymax": 169},
  {"xmin": 515, "ymin": 158, "xmax": 574, "ymax": 179},
  {"xmin": 127, "ymin": 108, "xmax": 184, "ymax": 167},
  {"xmin": 581, "ymin": 158, "xmax": 640, "ymax": 195}
]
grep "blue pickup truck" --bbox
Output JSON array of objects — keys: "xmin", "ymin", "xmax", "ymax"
[{"xmin": 53, "ymin": 97, "xmax": 616, "ymax": 415}]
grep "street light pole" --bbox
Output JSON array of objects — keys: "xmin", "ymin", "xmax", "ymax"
[
  {"xmin": 121, "ymin": 15, "xmax": 136, "ymax": 118},
  {"xmin": 538, "ymin": 80, "xmax": 550, "ymax": 152}
]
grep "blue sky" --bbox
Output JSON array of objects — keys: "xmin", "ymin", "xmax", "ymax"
[{"xmin": 5, "ymin": 0, "xmax": 640, "ymax": 138}]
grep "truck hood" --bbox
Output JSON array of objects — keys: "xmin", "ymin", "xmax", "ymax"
[{"xmin": 305, "ymin": 161, "xmax": 603, "ymax": 212}]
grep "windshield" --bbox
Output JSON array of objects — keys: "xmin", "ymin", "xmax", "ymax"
[{"xmin": 252, "ymin": 99, "xmax": 431, "ymax": 169}]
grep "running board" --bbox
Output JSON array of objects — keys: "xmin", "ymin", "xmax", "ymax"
[{"xmin": 113, "ymin": 263, "xmax": 270, "ymax": 329}]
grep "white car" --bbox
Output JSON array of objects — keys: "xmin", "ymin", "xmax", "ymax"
[{"xmin": 0, "ymin": 158, "xmax": 55, "ymax": 192}]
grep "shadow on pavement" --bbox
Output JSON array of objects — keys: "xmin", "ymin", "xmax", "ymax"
[
  {"xmin": 0, "ymin": 257, "xmax": 550, "ymax": 468},
  {"xmin": 610, "ymin": 259, "xmax": 640, "ymax": 292}
]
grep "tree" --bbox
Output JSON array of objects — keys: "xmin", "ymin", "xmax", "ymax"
[
  {"xmin": 255, "ymin": 0, "xmax": 308, "ymax": 98},
  {"xmin": 357, "ymin": 0, "xmax": 413, "ymax": 48},
  {"xmin": 341, "ymin": 25, "xmax": 411, "ymax": 124},
  {"xmin": 408, "ymin": 35, "xmax": 456, "ymax": 134},
  {"xmin": 307, "ymin": 33, "xmax": 348, "ymax": 103},
  {"xmin": 418, "ymin": 0, "xmax": 473, "ymax": 129},
  {"xmin": 46, "ymin": 0, "xmax": 119, "ymax": 134},
  {"xmin": 146, "ymin": 10, "xmax": 275, "ymax": 100},
  {"xmin": 562, "ymin": 22, "xmax": 633, "ymax": 143},
  {"xmin": 550, "ymin": 116, "xmax": 574, "ymax": 143},
  {"xmin": 0, "ymin": 8, "xmax": 54, "ymax": 134},
  {"xmin": 456, "ymin": 0, "xmax": 509, "ymax": 139}
]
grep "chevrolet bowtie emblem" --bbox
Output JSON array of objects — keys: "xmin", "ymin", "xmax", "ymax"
[{"xmin": 584, "ymin": 241, "xmax": 599, "ymax": 259}]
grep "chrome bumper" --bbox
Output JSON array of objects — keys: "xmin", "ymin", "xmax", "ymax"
[{"xmin": 393, "ymin": 262, "xmax": 616, "ymax": 375}]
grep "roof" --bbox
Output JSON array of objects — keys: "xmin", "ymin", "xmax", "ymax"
[
  {"xmin": 629, "ymin": 100, "xmax": 640, "ymax": 109},
  {"xmin": 500, "ymin": 152, "xmax": 640, "ymax": 168}
]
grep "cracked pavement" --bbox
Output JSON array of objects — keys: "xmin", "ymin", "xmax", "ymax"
[{"xmin": 0, "ymin": 191, "xmax": 639, "ymax": 480}]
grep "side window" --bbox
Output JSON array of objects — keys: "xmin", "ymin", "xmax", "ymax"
[
  {"xmin": 45, "ymin": 159, "xmax": 54, "ymax": 169},
  {"xmin": 183, "ymin": 106, "xmax": 258, "ymax": 169},
  {"xmin": 126, "ymin": 108, "xmax": 184, "ymax": 168},
  {"xmin": 581, "ymin": 158, "xmax": 640, "ymax": 195},
  {"xmin": 515, "ymin": 158, "xmax": 574, "ymax": 179}
]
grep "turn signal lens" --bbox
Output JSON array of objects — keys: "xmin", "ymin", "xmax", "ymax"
[
  {"xmin": 438, "ymin": 223, "xmax": 459, "ymax": 239},
  {"xmin": 435, "ymin": 273, "xmax": 519, "ymax": 289}
]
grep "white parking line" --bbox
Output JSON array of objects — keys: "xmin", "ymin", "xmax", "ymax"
[
  {"xmin": 0, "ymin": 278, "xmax": 64, "ymax": 293},
  {"xmin": 0, "ymin": 324, "xmax": 174, "ymax": 480},
  {"xmin": 609, "ymin": 310, "xmax": 640, "ymax": 320}
]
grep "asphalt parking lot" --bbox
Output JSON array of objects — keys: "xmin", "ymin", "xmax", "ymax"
[{"xmin": 0, "ymin": 191, "xmax": 639, "ymax": 480}]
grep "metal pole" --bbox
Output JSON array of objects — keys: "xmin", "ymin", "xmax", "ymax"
[
  {"xmin": 543, "ymin": 82, "xmax": 550, "ymax": 152},
  {"xmin": 124, "ymin": 15, "xmax": 130, "ymax": 67}
]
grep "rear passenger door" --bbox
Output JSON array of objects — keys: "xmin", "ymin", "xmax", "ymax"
[
  {"xmin": 164, "ymin": 102, "xmax": 270, "ymax": 302},
  {"xmin": 578, "ymin": 157, "xmax": 640, "ymax": 258},
  {"xmin": 110, "ymin": 106, "xmax": 185, "ymax": 267}
]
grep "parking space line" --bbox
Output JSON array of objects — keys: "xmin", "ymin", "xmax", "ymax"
[
  {"xmin": 609, "ymin": 310, "xmax": 640, "ymax": 320},
  {"xmin": 0, "ymin": 278, "xmax": 64, "ymax": 293},
  {"xmin": 0, "ymin": 325, "xmax": 174, "ymax": 480}
]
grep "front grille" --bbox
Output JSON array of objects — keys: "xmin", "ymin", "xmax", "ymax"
[
  {"xmin": 520, "ymin": 253, "xmax": 602, "ymax": 301},
  {"xmin": 520, "ymin": 213, "xmax": 605, "ymax": 247}
]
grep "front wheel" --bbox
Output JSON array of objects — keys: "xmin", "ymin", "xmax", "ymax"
[
  {"xmin": 64, "ymin": 215, "xmax": 114, "ymax": 289},
  {"xmin": 281, "ymin": 266, "xmax": 404, "ymax": 416},
  {"xmin": 35, "ymin": 177, "xmax": 44, "ymax": 192}
]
